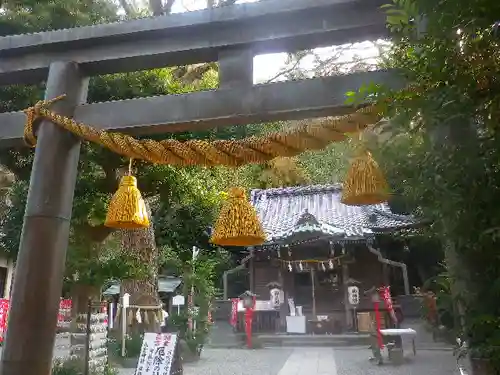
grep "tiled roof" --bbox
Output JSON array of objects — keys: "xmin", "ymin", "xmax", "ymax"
[
  {"xmin": 250, "ymin": 184, "xmax": 418, "ymax": 244},
  {"xmin": 102, "ymin": 277, "xmax": 181, "ymax": 296}
]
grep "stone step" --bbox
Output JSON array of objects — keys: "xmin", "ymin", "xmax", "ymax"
[
  {"xmin": 257, "ymin": 334, "xmax": 371, "ymax": 348},
  {"xmin": 207, "ymin": 322, "xmax": 243, "ymax": 348}
]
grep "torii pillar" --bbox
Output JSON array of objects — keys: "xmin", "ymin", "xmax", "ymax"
[{"xmin": 0, "ymin": 62, "xmax": 89, "ymax": 375}]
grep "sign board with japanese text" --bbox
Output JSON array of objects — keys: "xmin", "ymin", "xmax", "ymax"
[
  {"xmin": 347, "ymin": 286, "xmax": 360, "ymax": 306},
  {"xmin": 172, "ymin": 295, "xmax": 185, "ymax": 306},
  {"xmin": 135, "ymin": 333, "xmax": 178, "ymax": 375}
]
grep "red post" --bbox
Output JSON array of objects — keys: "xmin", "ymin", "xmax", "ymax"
[
  {"xmin": 373, "ymin": 301, "xmax": 384, "ymax": 349},
  {"xmin": 244, "ymin": 297, "xmax": 256, "ymax": 348}
]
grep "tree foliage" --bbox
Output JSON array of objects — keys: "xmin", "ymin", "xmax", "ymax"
[
  {"xmin": 0, "ymin": 0, "xmax": 234, "ymax": 293},
  {"xmin": 357, "ymin": 0, "xmax": 500, "ymax": 365},
  {"xmin": 162, "ymin": 245, "xmax": 231, "ymax": 352}
]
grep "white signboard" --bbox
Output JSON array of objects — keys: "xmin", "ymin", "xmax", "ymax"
[
  {"xmin": 287, "ymin": 298, "xmax": 296, "ymax": 316},
  {"xmin": 135, "ymin": 333, "xmax": 178, "ymax": 375},
  {"xmin": 348, "ymin": 286, "xmax": 360, "ymax": 306},
  {"xmin": 172, "ymin": 295, "xmax": 185, "ymax": 306},
  {"xmin": 191, "ymin": 306, "xmax": 200, "ymax": 317},
  {"xmin": 270, "ymin": 288, "xmax": 281, "ymax": 308}
]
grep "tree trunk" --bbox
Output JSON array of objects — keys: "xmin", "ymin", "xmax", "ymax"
[
  {"xmin": 70, "ymin": 284, "xmax": 101, "ymax": 318},
  {"xmin": 118, "ymin": 200, "xmax": 161, "ymax": 336}
]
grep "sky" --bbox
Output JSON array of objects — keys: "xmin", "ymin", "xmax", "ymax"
[{"xmin": 131, "ymin": 0, "xmax": 382, "ymax": 83}]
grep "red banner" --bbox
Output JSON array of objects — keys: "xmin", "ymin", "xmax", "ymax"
[
  {"xmin": 373, "ymin": 301, "xmax": 384, "ymax": 349},
  {"xmin": 230, "ymin": 298, "xmax": 239, "ymax": 327},
  {"xmin": 58, "ymin": 299, "xmax": 72, "ymax": 327},
  {"xmin": 423, "ymin": 291, "xmax": 437, "ymax": 324},
  {"xmin": 379, "ymin": 286, "xmax": 397, "ymax": 324},
  {"xmin": 0, "ymin": 299, "xmax": 9, "ymax": 343},
  {"xmin": 0, "ymin": 298, "xmax": 107, "ymax": 342}
]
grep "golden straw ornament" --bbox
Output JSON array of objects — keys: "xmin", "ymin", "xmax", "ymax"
[
  {"xmin": 105, "ymin": 159, "xmax": 150, "ymax": 229},
  {"xmin": 341, "ymin": 149, "xmax": 390, "ymax": 206},
  {"xmin": 210, "ymin": 187, "xmax": 265, "ymax": 247}
]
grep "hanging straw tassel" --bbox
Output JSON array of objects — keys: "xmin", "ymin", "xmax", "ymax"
[
  {"xmin": 341, "ymin": 150, "xmax": 390, "ymax": 206},
  {"xmin": 105, "ymin": 159, "xmax": 150, "ymax": 229},
  {"xmin": 210, "ymin": 187, "xmax": 266, "ymax": 246}
]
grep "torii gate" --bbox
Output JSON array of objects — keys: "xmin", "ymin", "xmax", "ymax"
[{"xmin": 0, "ymin": 0, "xmax": 397, "ymax": 374}]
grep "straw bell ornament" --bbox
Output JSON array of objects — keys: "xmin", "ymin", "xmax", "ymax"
[
  {"xmin": 210, "ymin": 187, "xmax": 265, "ymax": 247},
  {"xmin": 105, "ymin": 159, "xmax": 150, "ymax": 229},
  {"xmin": 341, "ymin": 149, "xmax": 390, "ymax": 206}
]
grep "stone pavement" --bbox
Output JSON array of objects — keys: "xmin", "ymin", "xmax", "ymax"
[
  {"xmin": 0, "ymin": 335, "xmax": 457, "ymax": 375},
  {"xmin": 334, "ymin": 348, "xmax": 457, "ymax": 375},
  {"xmin": 118, "ymin": 347, "xmax": 458, "ymax": 375},
  {"xmin": 276, "ymin": 349, "xmax": 335, "ymax": 375},
  {"xmin": 401, "ymin": 318, "xmax": 454, "ymax": 351},
  {"xmin": 116, "ymin": 348, "xmax": 291, "ymax": 375}
]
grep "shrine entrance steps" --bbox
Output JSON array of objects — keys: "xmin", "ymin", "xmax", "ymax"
[
  {"xmin": 207, "ymin": 321, "xmax": 244, "ymax": 348},
  {"xmin": 257, "ymin": 333, "xmax": 371, "ymax": 348}
]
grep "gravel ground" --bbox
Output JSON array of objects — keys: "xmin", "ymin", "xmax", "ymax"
[
  {"xmin": 334, "ymin": 348, "xmax": 458, "ymax": 375},
  {"xmin": 0, "ymin": 336, "xmax": 458, "ymax": 375},
  {"xmin": 118, "ymin": 347, "xmax": 458, "ymax": 375},
  {"xmin": 118, "ymin": 348, "xmax": 293, "ymax": 375}
]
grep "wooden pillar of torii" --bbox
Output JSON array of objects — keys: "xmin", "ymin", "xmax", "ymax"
[{"xmin": 0, "ymin": 2, "xmax": 394, "ymax": 375}]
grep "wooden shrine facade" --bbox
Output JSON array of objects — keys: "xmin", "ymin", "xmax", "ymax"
[
  {"xmin": 0, "ymin": 1, "xmax": 399, "ymax": 375},
  {"xmin": 237, "ymin": 185, "xmax": 418, "ymax": 334}
]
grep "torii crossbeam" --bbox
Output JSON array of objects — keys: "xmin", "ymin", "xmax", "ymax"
[{"xmin": 0, "ymin": 1, "xmax": 397, "ymax": 374}]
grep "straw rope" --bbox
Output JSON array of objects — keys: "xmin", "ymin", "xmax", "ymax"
[{"xmin": 23, "ymin": 95, "xmax": 380, "ymax": 167}]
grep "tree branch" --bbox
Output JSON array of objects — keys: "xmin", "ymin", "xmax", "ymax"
[
  {"xmin": 77, "ymin": 223, "xmax": 115, "ymax": 243},
  {"xmin": 149, "ymin": 0, "xmax": 176, "ymax": 16},
  {"xmin": 149, "ymin": 0, "xmax": 164, "ymax": 16},
  {"xmin": 119, "ymin": 0, "xmax": 136, "ymax": 16},
  {"xmin": 264, "ymin": 57, "xmax": 305, "ymax": 83},
  {"xmin": 218, "ymin": 0, "xmax": 238, "ymax": 6},
  {"xmin": 173, "ymin": 62, "xmax": 217, "ymax": 84},
  {"xmin": 164, "ymin": 0, "xmax": 176, "ymax": 14}
]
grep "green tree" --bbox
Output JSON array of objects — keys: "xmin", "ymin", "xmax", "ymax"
[
  {"xmin": 161, "ymin": 245, "xmax": 230, "ymax": 354},
  {"xmin": 0, "ymin": 0, "xmax": 214, "ymax": 311},
  {"xmin": 357, "ymin": 0, "xmax": 500, "ymax": 368},
  {"xmin": 0, "ymin": 0, "xmax": 252, "ymax": 326}
]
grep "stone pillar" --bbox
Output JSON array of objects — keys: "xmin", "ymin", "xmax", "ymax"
[
  {"xmin": 218, "ymin": 47, "xmax": 254, "ymax": 89},
  {"xmin": 0, "ymin": 61, "xmax": 89, "ymax": 375},
  {"xmin": 3, "ymin": 260, "xmax": 14, "ymax": 299}
]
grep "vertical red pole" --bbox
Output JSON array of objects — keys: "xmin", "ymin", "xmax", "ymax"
[
  {"xmin": 245, "ymin": 297, "xmax": 256, "ymax": 349},
  {"xmin": 245, "ymin": 308, "xmax": 251, "ymax": 348},
  {"xmin": 374, "ymin": 302, "xmax": 384, "ymax": 349}
]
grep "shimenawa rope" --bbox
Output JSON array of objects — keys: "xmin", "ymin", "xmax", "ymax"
[{"xmin": 23, "ymin": 95, "xmax": 380, "ymax": 167}]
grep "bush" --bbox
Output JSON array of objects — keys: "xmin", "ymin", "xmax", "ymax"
[
  {"xmin": 107, "ymin": 332, "xmax": 143, "ymax": 358},
  {"xmin": 169, "ymin": 312, "xmax": 205, "ymax": 356},
  {"xmin": 51, "ymin": 358, "xmax": 117, "ymax": 375},
  {"xmin": 421, "ymin": 273, "xmax": 456, "ymax": 332}
]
